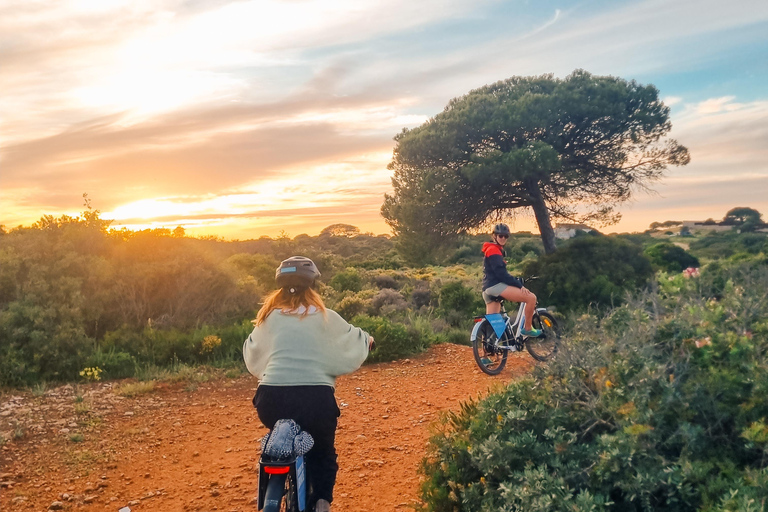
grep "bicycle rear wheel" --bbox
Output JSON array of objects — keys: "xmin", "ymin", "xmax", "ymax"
[
  {"xmin": 473, "ymin": 321, "xmax": 508, "ymax": 375},
  {"xmin": 525, "ymin": 311, "xmax": 560, "ymax": 361},
  {"xmin": 262, "ymin": 473, "xmax": 297, "ymax": 512}
]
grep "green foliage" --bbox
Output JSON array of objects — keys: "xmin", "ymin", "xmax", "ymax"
[
  {"xmin": 523, "ymin": 235, "xmax": 653, "ymax": 313},
  {"xmin": 329, "ymin": 268, "xmax": 365, "ymax": 293},
  {"xmin": 335, "ymin": 294, "xmax": 370, "ymax": 321},
  {"xmin": 689, "ymin": 231, "xmax": 768, "ymax": 261},
  {"xmin": 644, "ymin": 242, "xmax": 700, "ymax": 272},
  {"xmin": 421, "ymin": 261, "xmax": 768, "ymax": 512},
  {"xmin": 352, "ymin": 315, "xmax": 435, "ymax": 363},
  {"xmin": 723, "ymin": 207, "xmax": 763, "ymax": 227},
  {"xmin": 438, "ymin": 281, "xmax": 484, "ymax": 326},
  {"xmin": 383, "ymin": 70, "xmax": 689, "ymax": 257},
  {"xmin": 84, "ymin": 349, "xmax": 135, "ymax": 379}
]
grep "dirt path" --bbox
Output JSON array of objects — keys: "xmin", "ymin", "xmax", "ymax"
[{"xmin": 1, "ymin": 344, "xmax": 532, "ymax": 511}]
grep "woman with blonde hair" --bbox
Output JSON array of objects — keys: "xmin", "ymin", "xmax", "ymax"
[{"xmin": 243, "ymin": 256, "xmax": 373, "ymax": 512}]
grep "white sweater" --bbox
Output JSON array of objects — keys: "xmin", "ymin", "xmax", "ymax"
[{"xmin": 243, "ymin": 307, "xmax": 370, "ymax": 387}]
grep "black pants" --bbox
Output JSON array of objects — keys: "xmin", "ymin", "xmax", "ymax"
[{"xmin": 254, "ymin": 385, "xmax": 340, "ymax": 507}]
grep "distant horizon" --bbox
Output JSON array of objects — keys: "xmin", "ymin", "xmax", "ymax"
[{"xmin": 5, "ymin": 203, "xmax": 757, "ymax": 242}]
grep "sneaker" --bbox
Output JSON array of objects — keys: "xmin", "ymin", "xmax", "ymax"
[
  {"xmin": 520, "ymin": 327, "xmax": 542, "ymax": 337},
  {"xmin": 315, "ymin": 499, "xmax": 331, "ymax": 512}
]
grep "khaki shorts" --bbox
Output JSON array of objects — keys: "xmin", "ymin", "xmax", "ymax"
[{"xmin": 482, "ymin": 283, "xmax": 509, "ymax": 304}]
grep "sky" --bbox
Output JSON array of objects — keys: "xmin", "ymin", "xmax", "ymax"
[{"xmin": 1, "ymin": 0, "xmax": 767, "ymax": 239}]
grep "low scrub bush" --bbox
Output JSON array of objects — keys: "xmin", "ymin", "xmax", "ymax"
[
  {"xmin": 85, "ymin": 349, "xmax": 135, "ymax": 379},
  {"xmin": 437, "ymin": 281, "xmax": 483, "ymax": 326},
  {"xmin": 523, "ymin": 235, "xmax": 653, "ymax": 313},
  {"xmin": 371, "ymin": 288, "xmax": 409, "ymax": 317},
  {"xmin": 329, "ymin": 268, "xmax": 365, "ymax": 293},
  {"xmin": 644, "ymin": 242, "xmax": 699, "ymax": 272},
  {"xmin": 421, "ymin": 262, "xmax": 768, "ymax": 511},
  {"xmin": 352, "ymin": 315, "xmax": 434, "ymax": 363}
]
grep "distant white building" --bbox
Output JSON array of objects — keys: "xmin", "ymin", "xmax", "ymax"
[{"xmin": 554, "ymin": 223, "xmax": 595, "ymax": 239}]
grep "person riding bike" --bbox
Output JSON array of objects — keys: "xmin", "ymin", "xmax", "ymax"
[
  {"xmin": 243, "ymin": 256, "xmax": 374, "ymax": 512},
  {"xmin": 482, "ymin": 223, "xmax": 541, "ymax": 337}
]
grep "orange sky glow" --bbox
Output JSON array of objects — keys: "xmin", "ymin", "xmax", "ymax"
[{"xmin": 1, "ymin": 1, "xmax": 767, "ymax": 240}]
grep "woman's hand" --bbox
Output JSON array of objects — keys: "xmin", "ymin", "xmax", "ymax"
[{"xmin": 368, "ymin": 336, "xmax": 376, "ymax": 351}]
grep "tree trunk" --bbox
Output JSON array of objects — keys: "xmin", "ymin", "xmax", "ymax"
[{"xmin": 525, "ymin": 179, "xmax": 557, "ymax": 254}]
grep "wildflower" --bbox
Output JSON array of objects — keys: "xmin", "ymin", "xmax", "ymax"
[
  {"xmin": 695, "ymin": 337, "xmax": 712, "ymax": 348},
  {"xmin": 683, "ymin": 267, "xmax": 700, "ymax": 278},
  {"xmin": 605, "ymin": 380, "xmax": 613, "ymax": 388},
  {"xmin": 201, "ymin": 335, "xmax": 222, "ymax": 354},
  {"xmin": 79, "ymin": 367, "xmax": 103, "ymax": 382}
]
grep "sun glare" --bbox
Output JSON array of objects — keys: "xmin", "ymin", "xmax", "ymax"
[{"xmin": 100, "ymin": 151, "xmax": 394, "ymax": 238}]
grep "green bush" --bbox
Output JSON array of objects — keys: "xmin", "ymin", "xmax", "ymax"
[
  {"xmin": 352, "ymin": 315, "xmax": 433, "ymax": 363},
  {"xmin": 329, "ymin": 268, "xmax": 365, "ymax": 293},
  {"xmin": 644, "ymin": 242, "xmax": 700, "ymax": 272},
  {"xmin": 523, "ymin": 235, "xmax": 653, "ymax": 313},
  {"xmin": 85, "ymin": 348, "xmax": 136, "ymax": 379},
  {"xmin": 437, "ymin": 281, "xmax": 483, "ymax": 326},
  {"xmin": 420, "ymin": 262, "xmax": 768, "ymax": 512}
]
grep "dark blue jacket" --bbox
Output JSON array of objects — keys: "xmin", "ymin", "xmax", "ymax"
[{"xmin": 482, "ymin": 242, "xmax": 523, "ymax": 290}]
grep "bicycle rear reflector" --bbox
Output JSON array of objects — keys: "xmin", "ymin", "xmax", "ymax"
[{"xmin": 264, "ymin": 466, "xmax": 290, "ymax": 474}]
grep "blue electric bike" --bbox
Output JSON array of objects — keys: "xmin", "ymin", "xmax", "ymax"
[{"xmin": 470, "ymin": 296, "xmax": 560, "ymax": 375}]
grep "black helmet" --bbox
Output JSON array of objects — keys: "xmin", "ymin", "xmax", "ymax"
[
  {"xmin": 275, "ymin": 256, "xmax": 321, "ymax": 290},
  {"xmin": 492, "ymin": 223, "xmax": 510, "ymax": 236}
]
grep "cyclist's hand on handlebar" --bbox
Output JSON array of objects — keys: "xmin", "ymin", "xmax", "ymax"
[{"xmin": 368, "ymin": 336, "xmax": 376, "ymax": 351}]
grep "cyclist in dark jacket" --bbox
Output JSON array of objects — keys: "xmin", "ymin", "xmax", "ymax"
[{"xmin": 481, "ymin": 224, "xmax": 541, "ymax": 336}]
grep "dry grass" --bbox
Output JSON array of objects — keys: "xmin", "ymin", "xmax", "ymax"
[{"xmin": 115, "ymin": 381, "xmax": 156, "ymax": 397}]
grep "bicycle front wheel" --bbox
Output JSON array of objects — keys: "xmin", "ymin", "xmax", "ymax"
[
  {"xmin": 526, "ymin": 311, "xmax": 560, "ymax": 361},
  {"xmin": 473, "ymin": 321, "xmax": 508, "ymax": 375}
]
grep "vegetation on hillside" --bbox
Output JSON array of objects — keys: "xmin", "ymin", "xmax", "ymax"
[
  {"xmin": 1, "ymin": 205, "xmax": 765, "ymax": 388},
  {"xmin": 0, "ymin": 209, "xmax": 542, "ymax": 385},
  {"xmin": 420, "ymin": 258, "xmax": 768, "ymax": 511}
]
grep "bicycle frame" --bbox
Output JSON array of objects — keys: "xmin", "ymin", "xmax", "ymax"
[{"xmin": 470, "ymin": 303, "xmax": 550, "ymax": 349}]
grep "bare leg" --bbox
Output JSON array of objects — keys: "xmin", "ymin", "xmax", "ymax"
[
  {"xmin": 485, "ymin": 301, "xmax": 501, "ymax": 314},
  {"xmin": 499, "ymin": 286, "xmax": 537, "ymax": 330}
]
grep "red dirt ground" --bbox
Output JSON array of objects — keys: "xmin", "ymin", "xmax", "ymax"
[{"xmin": 1, "ymin": 344, "xmax": 533, "ymax": 511}]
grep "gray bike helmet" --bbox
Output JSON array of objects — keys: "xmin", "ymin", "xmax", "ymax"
[
  {"xmin": 493, "ymin": 223, "xmax": 510, "ymax": 236},
  {"xmin": 275, "ymin": 256, "xmax": 321, "ymax": 290}
]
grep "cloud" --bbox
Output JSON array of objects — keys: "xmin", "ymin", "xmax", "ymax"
[
  {"xmin": 0, "ymin": 0, "xmax": 491, "ymax": 143},
  {"xmin": 607, "ymin": 97, "xmax": 768, "ymax": 232},
  {"xmin": 2, "ymin": 0, "xmax": 767, "ymax": 238}
]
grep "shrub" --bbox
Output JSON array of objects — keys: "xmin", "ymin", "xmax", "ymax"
[
  {"xmin": 421, "ymin": 262, "xmax": 768, "ymax": 512},
  {"xmin": 410, "ymin": 282, "xmax": 433, "ymax": 309},
  {"xmin": 437, "ymin": 281, "xmax": 483, "ymax": 326},
  {"xmin": 373, "ymin": 273, "xmax": 399, "ymax": 290},
  {"xmin": 371, "ymin": 288, "xmax": 408, "ymax": 316},
  {"xmin": 352, "ymin": 315, "xmax": 432, "ymax": 363},
  {"xmin": 329, "ymin": 268, "xmax": 365, "ymax": 293},
  {"xmin": 85, "ymin": 349, "xmax": 136, "ymax": 379},
  {"xmin": 523, "ymin": 235, "xmax": 653, "ymax": 313},
  {"xmin": 336, "ymin": 294, "xmax": 368, "ymax": 320},
  {"xmin": 644, "ymin": 242, "xmax": 700, "ymax": 272}
]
